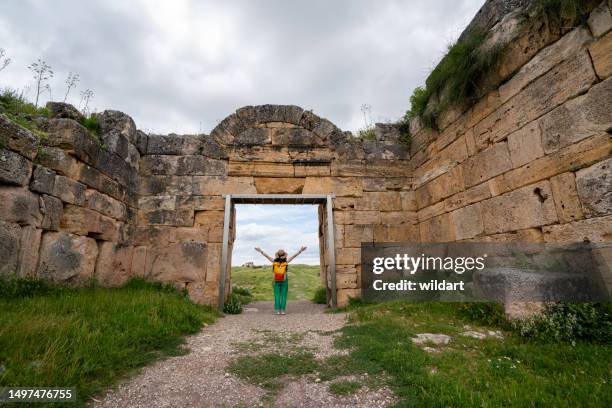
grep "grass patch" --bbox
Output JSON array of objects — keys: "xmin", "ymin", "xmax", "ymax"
[
  {"xmin": 325, "ymin": 301, "xmax": 612, "ymax": 407},
  {"xmin": 0, "ymin": 277, "xmax": 218, "ymax": 406},
  {"xmin": 231, "ymin": 264, "xmax": 321, "ymax": 301},
  {"xmin": 223, "ymin": 292, "xmax": 243, "ymax": 314},
  {"xmin": 0, "ymin": 88, "xmax": 50, "ymax": 138},
  {"xmin": 78, "ymin": 115, "xmax": 101, "ymax": 137},
  {"xmin": 232, "ymin": 286, "xmax": 254, "ymax": 305},
  {"xmin": 328, "ymin": 380, "xmax": 362, "ymax": 396},
  {"xmin": 312, "ymin": 287, "xmax": 327, "ymax": 304},
  {"xmin": 357, "ymin": 126, "xmax": 376, "ymax": 140},
  {"xmin": 227, "ymin": 351, "xmax": 318, "ymax": 392}
]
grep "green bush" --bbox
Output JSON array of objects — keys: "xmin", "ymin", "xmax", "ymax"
[
  {"xmin": 0, "ymin": 276, "xmax": 63, "ymax": 299},
  {"xmin": 357, "ymin": 126, "xmax": 376, "ymax": 140},
  {"xmin": 78, "ymin": 115, "xmax": 101, "ymax": 137},
  {"xmin": 457, "ymin": 302, "xmax": 508, "ymax": 328},
  {"xmin": 312, "ymin": 287, "xmax": 327, "ymax": 304},
  {"xmin": 223, "ymin": 293, "xmax": 243, "ymax": 314},
  {"xmin": 232, "ymin": 286, "xmax": 253, "ymax": 305},
  {"xmin": 512, "ymin": 302, "xmax": 612, "ymax": 344}
]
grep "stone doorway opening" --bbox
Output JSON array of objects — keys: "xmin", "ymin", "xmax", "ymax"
[{"xmin": 219, "ymin": 194, "xmax": 337, "ymax": 309}]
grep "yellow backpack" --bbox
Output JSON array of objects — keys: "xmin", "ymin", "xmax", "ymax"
[{"xmin": 273, "ymin": 261, "xmax": 288, "ymax": 281}]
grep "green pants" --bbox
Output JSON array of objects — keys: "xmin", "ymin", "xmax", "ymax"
[{"xmin": 274, "ymin": 279, "xmax": 288, "ymax": 311}]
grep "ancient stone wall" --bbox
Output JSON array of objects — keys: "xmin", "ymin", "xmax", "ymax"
[
  {"xmin": 406, "ymin": 1, "xmax": 612, "ymax": 288},
  {"xmin": 0, "ymin": 105, "xmax": 141, "ymax": 287}
]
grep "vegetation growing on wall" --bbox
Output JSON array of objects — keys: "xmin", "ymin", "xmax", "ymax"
[{"xmin": 405, "ymin": 0, "xmax": 600, "ymax": 130}]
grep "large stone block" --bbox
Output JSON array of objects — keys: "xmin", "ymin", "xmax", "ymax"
[
  {"xmin": 37, "ymin": 231, "xmax": 98, "ymax": 284},
  {"xmin": 343, "ymin": 225, "xmax": 373, "ymax": 247},
  {"xmin": 400, "ymin": 191, "xmax": 417, "ymax": 211},
  {"xmin": 228, "ymin": 161, "xmax": 294, "ymax": 177},
  {"xmin": 294, "ymin": 163, "xmax": 331, "ymax": 177},
  {"xmin": 412, "ymin": 136, "xmax": 468, "ymax": 188},
  {"xmin": 138, "ymin": 208, "xmax": 194, "ymax": 226},
  {"xmin": 354, "ymin": 192, "xmax": 401, "ymax": 211},
  {"xmin": 97, "ymin": 110, "xmax": 138, "ymax": 145},
  {"xmin": 45, "ymin": 102, "xmax": 83, "ymax": 121},
  {"xmin": 576, "ymin": 158, "xmax": 612, "ymax": 217},
  {"xmin": 194, "ymin": 210, "xmax": 225, "ymax": 227},
  {"xmin": 463, "ymin": 142, "xmax": 512, "ymax": 187},
  {"xmin": 474, "ymin": 51, "xmax": 597, "ymax": 148},
  {"xmin": 95, "ymin": 242, "xmax": 134, "ymax": 287},
  {"xmin": 17, "ymin": 226, "xmax": 41, "ymax": 277},
  {"xmin": 334, "ymin": 210, "xmax": 380, "ymax": 225},
  {"xmin": 29, "ymin": 165, "xmax": 56, "ymax": 194},
  {"xmin": 192, "ymin": 176, "xmax": 256, "ymax": 195},
  {"xmin": 0, "ymin": 148, "xmax": 32, "ymax": 185},
  {"xmin": 481, "ymin": 181, "xmax": 558, "ymax": 234},
  {"xmin": 140, "ymin": 155, "xmax": 226, "ymax": 176},
  {"xmin": 589, "ymin": 31, "xmax": 612, "ymax": 78},
  {"xmin": 40, "ymin": 194, "xmax": 63, "ymax": 231},
  {"xmin": 0, "ymin": 114, "xmax": 39, "ymax": 159},
  {"xmin": 416, "ymin": 165, "xmax": 465, "ymax": 208},
  {"xmin": 0, "ymin": 221, "xmax": 21, "ymax": 276},
  {"xmin": 380, "ymin": 211, "xmax": 418, "ymax": 225},
  {"xmin": 336, "ymin": 248, "xmax": 360, "ymax": 265},
  {"xmin": 303, "ymin": 177, "xmax": 363, "ymax": 197},
  {"xmin": 373, "ymin": 224, "xmax": 419, "ymax": 242},
  {"xmin": 53, "ymin": 175, "xmax": 86, "ymax": 205},
  {"xmin": 179, "ymin": 195, "xmax": 225, "ymax": 211},
  {"xmin": 451, "ymin": 202, "xmax": 484, "ymax": 240},
  {"xmin": 96, "ymin": 149, "xmax": 138, "ymax": 192},
  {"xmin": 550, "ymin": 172, "xmax": 585, "ymax": 223},
  {"xmin": 543, "ymin": 215, "xmax": 612, "ymax": 243},
  {"xmin": 588, "ymin": 1, "xmax": 612, "ymax": 37},
  {"xmin": 271, "ymin": 127, "xmax": 322, "ymax": 146},
  {"xmin": 361, "ymin": 177, "xmax": 406, "ymax": 192},
  {"xmin": 254, "ymin": 177, "xmax": 305, "ymax": 194},
  {"xmin": 60, "ymin": 205, "xmax": 100, "ymax": 235},
  {"xmin": 507, "ymin": 122, "xmax": 544, "ymax": 168},
  {"xmin": 0, "ymin": 186, "xmax": 41, "ymax": 226},
  {"xmin": 138, "ymin": 195, "xmax": 176, "ymax": 211},
  {"xmin": 419, "ymin": 213, "xmax": 455, "ymax": 243},
  {"xmin": 147, "ymin": 242, "xmax": 207, "ymax": 282},
  {"xmin": 139, "ymin": 175, "xmax": 193, "ymax": 196},
  {"xmin": 502, "ymin": 134, "xmax": 612, "ymax": 191},
  {"xmin": 541, "ymin": 77, "xmax": 612, "ymax": 153},
  {"xmin": 86, "ymin": 189, "xmax": 127, "ymax": 220},
  {"xmin": 444, "ymin": 182, "xmax": 491, "ymax": 212}
]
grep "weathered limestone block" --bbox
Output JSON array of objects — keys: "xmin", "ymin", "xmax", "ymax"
[
  {"xmin": 588, "ymin": 1, "xmax": 612, "ymax": 37},
  {"xmin": 416, "ymin": 165, "xmax": 465, "ymax": 208},
  {"xmin": 589, "ymin": 31, "xmax": 612, "ymax": 78},
  {"xmin": 138, "ymin": 208, "xmax": 194, "ymax": 226},
  {"xmin": 507, "ymin": 122, "xmax": 544, "ymax": 168},
  {"xmin": 343, "ymin": 225, "xmax": 373, "ymax": 247},
  {"xmin": 380, "ymin": 211, "xmax": 418, "ymax": 225},
  {"xmin": 138, "ymin": 195, "xmax": 176, "ymax": 211},
  {"xmin": 194, "ymin": 210, "xmax": 225, "ymax": 227},
  {"xmin": 463, "ymin": 142, "xmax": 512, "ymax": 187},
  {"xmin": 35, "ymin": 146, "xmax": 79, "ymax": 177},
  {"xmin": 140, "ymin": 155, "xmax": 226, "ymax": 176},
  {"xmin": 146, "ymin": 134, "xmax": 202, "ymax": 155},
  {"xmin": 270, "ymin": 128, "xmax": 322, "ymax": 146},
  {"xmin": 502, "ymin": 134, "xmax": 612, "ymax": 191},
  {"xmin": 303, "ymin": 177, "xmax": 363, "ymax": 197},
  {"xmin": 37, "ymin": 231, "xmax": 98, "ymax": 284},
  {"xmin": 193, "ymin": 176, "xmax": 256, "ymax": 195},
  {"xmin": 362, "ymin": 177, "xmax": 405, "ymax": 192},
  {"xmin": 543, "ymin": 215, "xmax": 612, "ymax": 243},
  {"xmin": 135, "ymin": 130, "xmax": 148, "ymax": 155},
  {"xmin": 254, "ymin": 177, "xmax": 305, "ymax": 194},
  {"xmin": 335, "ymin": 210, "xmax": 380, "ymax": 225},
  {"xmin": 0, "ymin": 114, "xmax": 39, "ymax": 159},
  {"xmin": 0, "ymin": 186, "xmax": 41, "ymax": 226},
  {"xmin": 60, "ymin": 205, "xmax": 120, "ymax": 241},
  {"xmin": 419, "ymin": 213, "xmax": 455, "ymax": 243},
  {"xmin": 130, "ymin": 246, "xmax": 147, "ymax": 277},
  {"xmin": 126, "ymin": 143, "xmax": 140, "ymax": 170},
  {"xmin": 412, "ymin": 136, "xmax": 468, "ymax": 188},
  {"xmin": 86, "ymin": 189, "xmax": 127, "ymax": 221},
  {"xmin": 336, "ymin": 273, "xmax": 358, "ymax": 289},
  {"xmin": 417, "ymin": 201, "xmax": 446, "ymax": 222},
  {"xmin": 53, "ymin": 175, "xmax": 86, "ymax": 205},
  {"xmin": 140, "ymin": 175, "xmax": 193, "ymax": 196},
  {"xmin": 336, "ymin": 248, "xmax": 360, "ymax": 265},
  {"xmin": 96, "ymin": 149, "xmax": 138, "ymax": 192},
  {"xmin": 147, "ymin": 242, "xmax": 207, "ymax": 282},
  {"xmin": 232, "ymin": 128, "xmax": 270, "ymax": 146},
  {"xmin": 451, "ymin": 203, "xmax": 485, "ymax": 240},
  {"xmin": 481, "ymin": 181, "xmax": 558, "ymax": 234},
  {"xmin": 400, "ymin": 191, "xmax": 417, "ymax": 211},
  {"xmin": 0, "ymin": 148, "xmax": 32, "ymax": 186},
  {"xmin": 30, "ymin": 166, "xmax": 55, "ymax": 194},
  {"xmin": 133, "ymin": 226, "xmax": 177, "ymax": 246},
  {"xmin": 373, "ymin": 225, "xmax": 419, "ymax": 242},
  {"xmin": 205, "ymin": 242, "xmax": 222, "ymax": 282},
  {"xmin": 228, "ymin": 161, "xmax": 294, "ymax": 177},
  {"xmin": 95, "ymin": 242, "xmax": 134, "ymax": 287},
  {"xmin": 541, "ymin": 77, "xmax": 612, "ymax": 153},
  {"xmin": 499, "ymin": 27, "xmax": 592, "ymax": 104},
  {"xmin": 475, "ymin": 228, "xmax": 544, "ymax": 243},
  {"xmin": 40, "ymin": 194, "xmax": 63, "ymax": 231},
  {"xmin": 353, "ymin": 192, "xmax": 401, "ymax": 211},
  {"xmin": 0, "ymin": 221, "xmax": 21, "ymax": 276},
  {"xmin": 179, "ymin": 195, "xmax": 225, "ymax": 211},
  {"xmin": 576, "ymin": 158, "xmax": 612, "ymax": 217},
  {"xmin": 363, "ymin": 140, "xmax": 408, "ymax": 161},
  {"xmin": 444, "ymin": 182, "xmax": 491, "ymax": 212},
  {"xmin": 45, "ymin": 102, "xmax": 83, "ymax": 121},
  {"xmin": 17, "ymin": 226, "xmax": 42, "ymax": 277},
  {"xmin": 294, "ymin": 163, "xmax": 331, "ymax": 177},
  {"xmin": 97, "ymin": 110, "xmax": 138, "ymax": 145},
  {"xmin": 550, "ymin": 172, "xmax": 585, "ymax": 223},
  {"xmin": 474, "ymin": 51, "xmax": 597, "ymax": 148}
]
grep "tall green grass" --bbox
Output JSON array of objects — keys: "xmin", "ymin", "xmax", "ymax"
[
  {"xmin": 231, "ymin": 264, "xmax": 321, "ymax": 301},
  {"xmin": 0, "ymin": 277, "xmax": 217, "ymax": 406}
]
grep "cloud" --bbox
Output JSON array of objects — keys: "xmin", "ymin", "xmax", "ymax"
[
  {"xmin": 232, "ymin": 205, "xmax": 320, "ymax": 265},
  {"xmin": 0, "ymin": 0, "xmax": 483, "ymax": 134}
]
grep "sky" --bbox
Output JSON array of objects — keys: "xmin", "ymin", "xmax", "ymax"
[
  {"xmin": 0, "ymin": 0, "xmax": 483, "ymax": 135},
  {"xmin": 232, "ymin": 204, "xmax": 320, "ymax": 266},
  {"xmin": 0, "ymin": 0, "xmax": 483, "ymax": 265}
]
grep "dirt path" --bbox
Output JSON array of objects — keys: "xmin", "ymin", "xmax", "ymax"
[{"xmin": 94, "ymin": 301, "xmax": 395, "ymax": 408}]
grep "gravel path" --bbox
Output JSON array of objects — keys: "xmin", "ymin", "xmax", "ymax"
[{"xmin": 94, "ymin": 301, "xmax": 395, "ymax": 408}]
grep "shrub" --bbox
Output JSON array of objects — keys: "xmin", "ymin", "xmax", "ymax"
[
  {"xmin": 457, "ymin": 302, "xmax": 508, "ymax": 328},
  {"xmin": 512, "ymin": 302, "xmax": 612, "ymax": 344},
  {"xmin": 357, "ymin": 126, "xmax": 376, "ymax": 140},
  {"xmin": 312, "ymin": 287, "xmax": 327, "ymax": 304},
  {"xmin": 79, "ymin": 114, "xmax": 101, "ymax": 137},
  {"xmin": 232, "ymin": 286, "xmax": 253, "ymax": 305},
  {"xmin": 223, "ymin": 293, "xmax": 243, "ymax": 314}
]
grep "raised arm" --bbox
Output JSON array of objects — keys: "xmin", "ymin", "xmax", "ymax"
[
  {"xmin": 287, "ymin": 246, "xmax": 307, "ymax": 263},
  {"xmin": 254, "ymin": 247, "xmax": 274, "ymax": 262}
]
